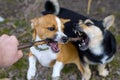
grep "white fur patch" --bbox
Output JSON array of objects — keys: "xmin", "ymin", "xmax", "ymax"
[
  {"xmin": 101, "ymin": 55, "xmax": 108, "ymax": 64},
  {"xmin": 86, "ymin": 26, "xmax": 104, "ymax": 55},
  {"xmin": 52, "ymin": 61, "xmax": 64, "ymax": 78},
  {"xmin": 99, "ymin": 69, "xmax": 109, "ymax": 77},
  {"xmin": 89, "ymin": 44, "xmax": 103, "ymax": 55},
  {"xmin": 98, "ymin": 64, "xmax": 109, "ymax": 77},
  {"xmin": 56, "ymin": 17, "xmax": 62, "ymax": 32},
  {"xmin": 55, "ymin": 17, "xmax": 66, "ymax": 42},
  {"xmin": 30, "ymin": 35, "xmax": 57, "ymax": 67},
  {"xmin": 27, "ymin": 56, "xmax": 37, "ymax": 80},
  {"xmin": 101, "ymin": 55, "xmax": 115, "ymax": 64}
]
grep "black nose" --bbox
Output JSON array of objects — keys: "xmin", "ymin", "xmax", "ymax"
[{"xmin": 62, "ymin": 36, "xmax": 68, "ymax": 43}]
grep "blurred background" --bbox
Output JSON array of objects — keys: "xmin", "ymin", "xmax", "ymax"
[{"xmin": 0, "ymin": 0, "xmax": 120, "ymax": 80}]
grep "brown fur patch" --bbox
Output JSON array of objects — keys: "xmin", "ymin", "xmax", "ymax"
[
  {"xmin": 29, "ymin": 52, "xmax": 33, "ymax": 56},
  {"xmin": 30, "ymin": 14, "xmax": 84, "ymax": 76},
  {"xmin": 31, "ymin": 15, "xmax": 59, "ymax": 39}
]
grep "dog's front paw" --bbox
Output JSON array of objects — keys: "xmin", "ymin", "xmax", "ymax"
[
  {"xmin": 27, "ymin": 73, "xmax": 35, "ymax": 80},
  {"xmin": 99, "ymin": 69, "xmax": 109, "ymax": 77},
  {"xmin": 82, "ymin": 75, "xmax": 91, "ymax": 80},
  {"xmin": 82, "ymin": 72, "xmax": 91, "ymax": 80},
  {"xmin": 27, "ymin": 68, "xmax": 36, "ymax": 80},
  {"xmin": 52, "ymin": 76, "xmax": 60, "ymax": 80}
]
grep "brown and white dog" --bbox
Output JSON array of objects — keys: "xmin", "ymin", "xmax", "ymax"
[{"xmin": 27, "ymin": 14, "xmax": 84, "ymax": 80}]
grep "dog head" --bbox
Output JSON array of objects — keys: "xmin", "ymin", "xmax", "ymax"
[
  {"xmin": 31, "ymin": 14, "xmax": 70, "ymax": 52},
  {"xmin": 73, "ymin": 15, "xmax": 115, "ymax": 50}
]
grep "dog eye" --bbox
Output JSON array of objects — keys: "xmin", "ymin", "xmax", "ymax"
[
  {"xmin": 85, "ymin": 22, "xmax": 93, "ymax": 26},
  {"xmin": 47, "ymin": 27, "xmax": 55, "ymax": 31}
]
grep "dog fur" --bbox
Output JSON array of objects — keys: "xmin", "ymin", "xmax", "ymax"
[
  {"xmin": 27, "ymin": 14, "xmax": 84, "ymax": 80},
  {"xmin": 73, "ymin": 15, "xmax": 116, "ymax": 80},
  {"xmin": 43, "ymin": 0, "xmax": 116, "ymax": 80}
]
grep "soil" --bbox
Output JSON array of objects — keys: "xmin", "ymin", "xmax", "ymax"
[{"xmin": 0, "ymin": 0, "xmax": 120, "ymax": 80}]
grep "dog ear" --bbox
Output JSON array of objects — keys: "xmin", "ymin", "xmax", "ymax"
[
  {"xmin": 60, "ymin": 18, "xmax": 70, "ymax": 24},
  {"xmin": 103, "ymin": 15, "xmax": 115, "ymax": 30},
  {"xmin": 31, "ymin": 18, "xmax": 39, "ymax": 29}
]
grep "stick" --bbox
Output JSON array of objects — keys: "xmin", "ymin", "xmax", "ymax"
[
  {"xmin": 18, "ymin": 40, "xmax": 46, "ymax": 50},
  {"xmin": 18, "ymin": 38, "xmax": 81, "ymax": 50},
  {"xmin": 69, "ymin": 37, "xmax": 82, "ymax": 42},
  {"xmin": 87, "ymin": 0, "xmax": 92, "ymax": 15}
]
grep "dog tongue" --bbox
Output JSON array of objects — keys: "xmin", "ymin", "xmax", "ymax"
[{"xmin": 49, "ymin": 42, "xmax": 59, "ymax": 53}]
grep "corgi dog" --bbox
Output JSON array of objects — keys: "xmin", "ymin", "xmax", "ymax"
[
  {"xmin": 73, "ymin": 15, "xmax": 116, "ymax": 80},
  {"xmin": 27, "ymin": 14, "xmax": 84, "ymax": 80}
]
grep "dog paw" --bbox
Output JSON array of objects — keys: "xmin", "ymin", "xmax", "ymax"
[
  {"xmin": 82, "ymin": 76, "xmax": 90, "ymax": 80},
  {"xmin": 27, "ymin": 74, "xmax": 35, "ymax": 80},
  {"xmin": 99, "ymin": 69, "xmax": 109, "ymax": 77},
  {"xmin": 82, "ymin": 77, "xmax": 90, "ymax": 80},
  {"xmin": 27, "ymin": 69, "xmax": 36, "ymax": 80},
  {"xmin": 82, "ymin": 73, "xmax": 91, "ymax": 80},
  {"xmin": 52, "ymin": 76, "xmax": 60, "ymax": 80}
]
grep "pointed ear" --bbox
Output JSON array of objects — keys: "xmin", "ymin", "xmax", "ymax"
[
  {"xmin": 103, "ymin": 15, "xmax": 115, "ymax": 30},
  {"xmin": 60, "ymin": 18, "xmax": 70, "ymax": 24}
]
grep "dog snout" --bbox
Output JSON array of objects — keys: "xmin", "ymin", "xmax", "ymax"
[
  {"xmin": 61, "ymin": 36, "xmax": 68, "ymax": 43},
  {"xmin": 75, "ymin": 25, "xmax": 83, "ymax": 32}
]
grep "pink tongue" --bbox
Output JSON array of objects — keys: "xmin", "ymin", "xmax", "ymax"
[{"xmin": 50, "ymin": 42, "xmax": 59, "ymax": 53}]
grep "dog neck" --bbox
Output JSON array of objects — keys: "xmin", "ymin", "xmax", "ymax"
[{"xmin": 88, "ymin": 36, "xmax": 104, "ymax": 56}]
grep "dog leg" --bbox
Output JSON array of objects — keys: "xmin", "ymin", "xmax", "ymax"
[
  {"xmin": 27, "ymin": 54, "xmax": 37, "ymax": 80},
  {"xmin": 98, "ymin": 64, "xmax": 109, "ymax": 77},
  {"xmin": 52, "ymin": 61, "xmax": 64, "ymax": 80},
  {"xmin": 75, "ymin": 58, "xmax": 84, "ymax": 78},
  {"xmin": 82, "ymin": 64, "xmax": 91, "ymax": 80}
]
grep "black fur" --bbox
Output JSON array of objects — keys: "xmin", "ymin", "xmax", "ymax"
[
  {"xmin": 44, "ymin": 1, "xmax": 56, "ymax": 14},
  {"xmin": 75, "ymin": 30, "xmax": 116, "ymax": 64},
  {"xmin": 42, "ymin": 1, "xmax": 116, "ymax": 65},
  {"xmin": 43, "ymin": 6, "xmax": 104, "ymax": 37}
]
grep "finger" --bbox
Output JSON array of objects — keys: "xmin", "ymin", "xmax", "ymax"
[
  {"xmin": 13, "ymin": 50, "xmax": 23, "ymax": 64},
  {"xmin": 0, "ymin": 34, "xmax": 9, "ymax": 40},
  {"xmin": 1, "ymin": 34, "xmax": 9, "ymax": 37},
  {"xmin": 15, "ymin": 50, "xmax": 23, "ymax": 60},
  {"xmin": 10, "ymin": 35, "xmax": 19, "ymax": 45}
]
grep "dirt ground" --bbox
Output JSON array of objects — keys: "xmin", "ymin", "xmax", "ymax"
[{"xmin": 0, "ymin": 0, "xmax": 120, "ymax": 80}]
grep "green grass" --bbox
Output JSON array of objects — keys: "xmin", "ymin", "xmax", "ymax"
[
  {"xmin": 62, "ymin": 64, "xmax": 77, "ymax": 74},
  {"xmin": 0, "ymin": 18, "xmax": 31, "ymax": 79},
  {"xmin": 115, "ymin": 34, "xmax": 120, "ymax": 45}
]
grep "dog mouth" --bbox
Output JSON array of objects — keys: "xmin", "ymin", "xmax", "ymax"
[
  {"xmin": 46, "ymin": 39, "xmax": 60, "ymax": 53},
  {"xmin": 75, "ymin": 31, "xmax": 89, "ymax": 50}
]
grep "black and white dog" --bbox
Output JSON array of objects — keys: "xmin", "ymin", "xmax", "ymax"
[
  {"xmin": 43, "ymin": 0, "xmax": 116, "ymax": 80},
  {"xmin": 73, "ymin": 16, "xmax": 116, "ymax": 80}
]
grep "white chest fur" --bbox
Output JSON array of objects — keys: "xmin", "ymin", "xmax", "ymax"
[
  {"xmin": 30, "ymin": 45, "xmax": 57, "ymax": 67},
  {"xmin": 30, "ymin": 35, "xmax": 57, "ymax": 67}
]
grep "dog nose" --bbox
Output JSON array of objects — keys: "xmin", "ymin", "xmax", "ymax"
[{"xmin": 62, "ymin": 36, "xmax": 68, "ymax": 43}]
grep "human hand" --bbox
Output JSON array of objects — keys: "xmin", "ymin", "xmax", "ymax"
[{"xmin": 0, "ymin": 34, "xmax": 23, "ymax": 67}]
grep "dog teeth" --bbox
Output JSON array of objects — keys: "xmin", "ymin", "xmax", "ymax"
[
  {"xmin": 82, "ymin": 42, "xmax": 86, "ymax": 45},
  {"xmin": 79, "ymin": 44, "xmax": 81, "ymax": 47},
  {"xmin": 78, "ymin": 32, "xmax": 81, "ymax": 36},
  {"xmin": 82, "ymin": 40, "xmax": 85, "ymax": 42},
  {"xmin": 79, "ymin": 33, "xmax": 83, "ymax": 36},
  {"xmin": 74, "ymin": 30, "xmax": 77, "ymax": 34}
]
